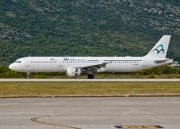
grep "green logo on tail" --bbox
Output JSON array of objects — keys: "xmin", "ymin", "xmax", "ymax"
[{"xmin": 151, "ymin": 44, "xmax": 165, "ymax": 54}]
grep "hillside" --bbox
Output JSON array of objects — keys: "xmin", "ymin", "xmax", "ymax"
[{"xmin": 0, "ymin": 0, "xmax": 180, "ymax": 65}]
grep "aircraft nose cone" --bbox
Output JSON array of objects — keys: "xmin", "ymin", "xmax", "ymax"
[
  {"xmin": 9, "ymin": 64, "xmax": 12, "ymax": 70},
  {"xmin": 9, "ymin": 64, "xmax": 15, "ymax": 70}
]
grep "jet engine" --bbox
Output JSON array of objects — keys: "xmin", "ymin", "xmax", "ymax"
[{"xmin": 66, "ymin": 67, "xmax": 81, "ymax": 77}]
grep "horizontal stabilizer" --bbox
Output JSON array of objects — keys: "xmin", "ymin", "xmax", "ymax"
[{"xmin": 154, "ymin": 58, "xmax": 173, "ymax": 64}]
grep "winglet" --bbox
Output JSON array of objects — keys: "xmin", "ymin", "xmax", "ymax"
[{"xmin": 145, "ymin": 35, "xmax": 171, "ymax": 58}]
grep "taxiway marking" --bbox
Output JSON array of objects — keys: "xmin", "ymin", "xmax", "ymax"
[
  {"xmin": 115, "ymin": 125, "xmax": 163, "ymax": 128},
  {"xmin": 31, "ymin": 117, "xmax": 80, "ymax": 129}
]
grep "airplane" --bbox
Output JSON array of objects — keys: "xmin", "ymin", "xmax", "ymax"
[{"xmin": 9, "ymin": 35, "xmax": 173, "ymax": 79}]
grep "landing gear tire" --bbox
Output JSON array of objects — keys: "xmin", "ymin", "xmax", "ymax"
[{"xmin": 88, "ymin": 74, "xmax": 94, "ymax": 79}]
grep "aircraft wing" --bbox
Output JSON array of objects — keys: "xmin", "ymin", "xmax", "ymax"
[{"xmin": 79, "ymin": 62, "xmax": 109, "ymax": 73}]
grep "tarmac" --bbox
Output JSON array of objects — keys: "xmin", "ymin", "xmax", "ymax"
[
  {"xmin": 0, "ymin": 79, "xmax": 180, "ymax": 82},
  {"xmin": 0, "ymin": 97, "xmax": 180, "ymax": 129}
]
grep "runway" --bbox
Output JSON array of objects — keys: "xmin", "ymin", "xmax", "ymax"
[
  {"xmin": 0, "ymin": 79, "xmax": 180, "ymax": 82},
  {"xmin": 0, "ymin": 97, "xmax": 180, "ymax": 129}
]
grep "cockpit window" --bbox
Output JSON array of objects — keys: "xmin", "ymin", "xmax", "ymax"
[{"xmin": 15, "ymin": 61, "xmax": 21, "ymax": 63}]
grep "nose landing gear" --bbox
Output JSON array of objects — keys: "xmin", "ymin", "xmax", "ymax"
[{"xmin": 27, "ymin": 72, "xmax": 30, "ymax": 79}]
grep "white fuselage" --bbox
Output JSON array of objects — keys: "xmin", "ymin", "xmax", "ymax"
[
  {"xmin": 9, "ymin": 56, "xmax": 173, "ymax": 73},
  {"xmin": 8, "ymin": 35, "xmax": 173, "ymax": 79}
]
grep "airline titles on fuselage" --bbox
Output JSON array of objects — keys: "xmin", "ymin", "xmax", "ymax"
[{"xmin": 63, "ymin": 58, "xmax": 86, "ymax": 61}]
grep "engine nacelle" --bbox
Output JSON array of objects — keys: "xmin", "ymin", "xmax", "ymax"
[{"xmin": 66, "ymin": 68, "xmax": 81, "ymax": 77}]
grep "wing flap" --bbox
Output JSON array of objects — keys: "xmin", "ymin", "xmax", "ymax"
[{"xmin": 76, "ymin": 62, "xmax": 108, "ymax": 73}]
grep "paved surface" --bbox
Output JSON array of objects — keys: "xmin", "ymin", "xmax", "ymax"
[
  {"xmin": 0, "ymin": 79, "xmax": 180, "ymax": 82},
  {"xmin": 0, "ymin": 97, "xmax": 180, "ymax": 129}
]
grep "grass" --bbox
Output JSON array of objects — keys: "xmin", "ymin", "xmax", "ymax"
[{"xmin": 0, "ymin": 82, "xmax": 180, "ymax": 97}]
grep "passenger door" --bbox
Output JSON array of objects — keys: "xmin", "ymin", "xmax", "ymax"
[
  {"xmin": 25, "ymin": 59, "xmax": 30, "ymax": 67},
  {"xmin": 58, "ymin": 60, "xmax": 63, "ymax": 67},
  {"xmin": 142, "ymin": 58, "xmax": 147, "ymax": 67}
]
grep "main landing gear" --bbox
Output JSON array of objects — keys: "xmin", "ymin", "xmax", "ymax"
[{"xmin": 88, "ymin": 74, "xmax": 94, "ymax": 79}]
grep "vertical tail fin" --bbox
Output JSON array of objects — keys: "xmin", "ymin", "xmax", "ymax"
[{"xmin": 145, "ymin": 35, "xmax": 171, "ymax": 58}]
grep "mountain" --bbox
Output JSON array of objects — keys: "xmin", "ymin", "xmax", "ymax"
[{"xmin": 0, "ymin": 0, "xmax": 180, "ymax": 66}]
